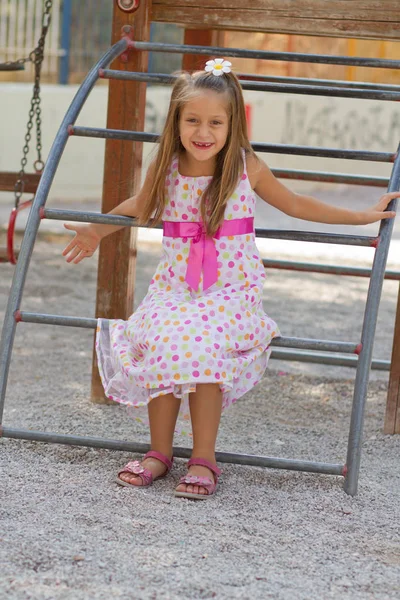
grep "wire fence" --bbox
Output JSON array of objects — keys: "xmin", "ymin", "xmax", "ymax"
[
  {"xmin": 0, "ymin": 0, "xmax": 183, "ymax": 84},
  {"xmin": 0, "ymin": 0, "xmax": 61, "ymax": 77}
]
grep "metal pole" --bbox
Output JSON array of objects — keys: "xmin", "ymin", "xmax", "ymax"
[
  {"xmin": 0, "ymin": 39, "xmax": 129, "ymax": 424},
  {"xmin": 99, "ymin": 70, "xmax": 400, "ymax": 101},
  {"xmin": 59, "ymin": 0, "xmax": 72, "ymax": 84},
  {"xmin": 0, "ymin": 426, "xmax": 344, "ymax": 476},
  {"xmin": 69, "ymin": 126, "xmax": 395, "ymax": 163},
  {"xmin": 344, "ymin": 147, "xmax": 400, "ymax": 496},
  {"xmin": 42, "ymin": 206, "xmax": 377, "ymax": 246}
]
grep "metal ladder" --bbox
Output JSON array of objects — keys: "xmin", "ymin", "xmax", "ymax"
[{"xmin": 1, "ymin": 37, "xmax": 399, "ymax": 496}]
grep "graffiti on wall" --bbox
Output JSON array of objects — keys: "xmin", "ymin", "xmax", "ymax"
[{"xmin": 281, "ymin": 100, "xmax": 400, "ymax": 151}]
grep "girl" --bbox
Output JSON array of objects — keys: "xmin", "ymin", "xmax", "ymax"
[{"xmin": 63, "ymin": 58, "xmax": 398, "ymax": 500}]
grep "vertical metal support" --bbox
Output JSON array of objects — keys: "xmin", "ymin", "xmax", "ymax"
[
  {"xmin": 385, "ymin": 284, "xmax": 400, "ymax": 433},
  {"xmin": 59, "ymin": 0, "xmax": 72, "ymax": 84},
  {"xmin": 344, "ymin": 149, "xmax": 400, "ymax": 495},
  {"xmin": 90, "ymin": 1, "xmax": 151, "ymax": 402},
  {"xmin": 0, "ymin": 40, "xmax": 129, "ymax": 424}
]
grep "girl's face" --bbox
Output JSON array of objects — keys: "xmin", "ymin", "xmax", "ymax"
[{"xmin": 179, "ymin": 90, "xmax": 230, "ymax": 164}]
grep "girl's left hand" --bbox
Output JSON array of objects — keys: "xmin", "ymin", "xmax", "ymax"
[{"xmin": 359, "ymin": 191, "xmax": 399, "ymax": 225}]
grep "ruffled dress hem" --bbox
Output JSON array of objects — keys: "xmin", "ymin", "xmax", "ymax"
[{"xmin": 96, "ymin": 316, "xmax": 278, "ymax": 433}]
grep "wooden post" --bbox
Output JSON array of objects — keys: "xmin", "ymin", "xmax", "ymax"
[
  {"xmin": 384, "ymin": 285, "xmax": 400, "ymax": 433},
  {"xmin": 91, "ymin": 0, "xmax": 151, "ymax": 403},
  {"xmin": 182, "ymin": 29, "xmax": 225, "ymax": 72}
]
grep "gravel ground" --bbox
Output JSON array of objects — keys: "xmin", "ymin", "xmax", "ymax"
[{"xmin": 1, "ymin": 236, "xmax": 400, "ymax": 600}]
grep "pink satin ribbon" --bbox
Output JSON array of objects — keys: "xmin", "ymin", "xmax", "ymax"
[{"xmin": 163, "ymin": 217, "xmax": 254, "ymax": 291}]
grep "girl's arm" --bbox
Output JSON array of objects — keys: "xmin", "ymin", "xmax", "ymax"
[
  {"xmin": 247, "ymin": 155, "xmax": 398, "ymax": 225},
  {"xmin": 63, "ymin": 161, "xmax": 156, "ymax": 264}
]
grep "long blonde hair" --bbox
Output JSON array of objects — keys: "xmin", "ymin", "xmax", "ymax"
[{"xmin": 138, "ymin": 68, "xmax": 257, "ymax": 236}]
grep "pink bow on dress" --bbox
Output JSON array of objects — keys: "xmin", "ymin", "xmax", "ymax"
[{"xmin": 163, "ymin": 217, "xmax": 254, "ymax": 291}]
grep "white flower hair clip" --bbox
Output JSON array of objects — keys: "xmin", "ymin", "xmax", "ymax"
[{"xmin": 204, "ymin": 58, "xmax": 232, "ymax": 77}]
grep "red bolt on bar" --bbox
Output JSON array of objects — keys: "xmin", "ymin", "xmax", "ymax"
[
  {"xmin": 67, "ymin": 125, "xmax": 74, "ymax": 135},
  {"xmin": 39, "ymin": 207, "xmax": 45, "ymax": 219},
  {"xmin": 120, "ymin": 25, "xmax": 135, "ymax": 62},
  {"xmin": 342, "ymin": 465, "xmax": 348, "ymax": 477},
  {"xmin": 117, "ymin": 0, "xmax": 140, "ymax": 13},
  {"xmin": 14, "ymin": 310, "xmax": 22, "ymax": 323},
  {"xmin": 371, "ymin": 237, "xmax": 380, "ymax": 248},
  {"xmin": 354, "ymin": 344, "xmax": 363, "ymax": 355}
]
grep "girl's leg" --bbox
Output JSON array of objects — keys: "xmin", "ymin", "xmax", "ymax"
[
  {"xmin": 175, "ymin": 383, "xmax": 223, "ymax": 496},
  {"xmin": 119, "ymin": 392, "xmax": 181, "ymax": 486}
]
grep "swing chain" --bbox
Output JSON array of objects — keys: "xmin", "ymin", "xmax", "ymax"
[{"xmin": 14, "ymin": 0, "xmax": 53, "ymax": 207}]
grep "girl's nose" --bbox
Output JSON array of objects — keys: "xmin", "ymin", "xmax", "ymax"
[{"xmin": 197, "ymin": 123, "xmax": 210, "ymax": 138}]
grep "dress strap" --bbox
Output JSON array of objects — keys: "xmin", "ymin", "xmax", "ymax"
[{"xmin": 241, "ymin": 148, "xmax": 248, "ymax": 178}]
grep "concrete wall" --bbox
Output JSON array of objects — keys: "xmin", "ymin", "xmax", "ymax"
[{"xmin": 0, "ymin": 82, "xmax": 398, "ymax": 204}]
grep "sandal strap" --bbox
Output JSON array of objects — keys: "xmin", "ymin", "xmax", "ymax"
[
  {"xmin": 117, "ymin": 461, "xmax": 153, "ymax": 485},
  {"xmin": 144, "ymin": 450, "xmax": 173, "ymax": 472},
  {"xmin": 187, "ymin": 457, "xmax": 222, "ymax": 479}
]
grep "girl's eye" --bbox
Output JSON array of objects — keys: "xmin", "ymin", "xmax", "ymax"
[
  {"xmin": 212, "ymin": 121, "xmax": 222, "ymax": 126},
  {"xmin": 187, "ymin": 119, "xmax": 197, "ymax": 123}
]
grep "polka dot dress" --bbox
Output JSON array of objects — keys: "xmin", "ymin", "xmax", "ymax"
[{"xmin": 96, "ymin": 150, "xmax": 280, "ymax": 435}]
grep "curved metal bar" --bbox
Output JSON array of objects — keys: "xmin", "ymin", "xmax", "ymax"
[
  {"xmin": 0, "ymin": 39, "xmax": 129, "ymax": 423},
  {"xmin": 344, "ymin": 144, "xmax": 400, "ymax": 496}
]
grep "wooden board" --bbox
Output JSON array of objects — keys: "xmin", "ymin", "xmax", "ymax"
[
  {"xmin": 90, "ymin": 1, "xmax": 151, "ymax": 403},
  {"xmin": 152, "ymin": 1, "xmax": 400, "ymax": 40},
  {"xmin": 0, "ymin": 172, "xmax": 41, "ymax": 194},
  {"xmin": 384, "ymin": 284, "xmax": 400, "ymax": 434}
]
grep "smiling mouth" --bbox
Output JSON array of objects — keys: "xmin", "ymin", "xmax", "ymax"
[{"xmin": 192, "ymin": 142, "xmax": 214, "ymax": 149}]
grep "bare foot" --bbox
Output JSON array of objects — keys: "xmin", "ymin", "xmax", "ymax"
[
  {"xmin": 118, "ymin": 456, "xmax": 170, "ymax": 486},
  {"xmin": 175, "ymin": 464, "xmax": 216, "ymax": 496}
]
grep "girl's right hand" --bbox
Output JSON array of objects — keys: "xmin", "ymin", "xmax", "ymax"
[{"xmin": 62, "ymin": 223, "xmax": 101, "ymax": 264}]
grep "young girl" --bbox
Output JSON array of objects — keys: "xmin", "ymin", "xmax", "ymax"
[{"xmin": 63, "ymin": 58, "xmax": 398, "ymax": 500}]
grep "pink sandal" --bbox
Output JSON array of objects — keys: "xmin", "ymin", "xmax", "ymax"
[
  {"xmin": 116, "ymin": 450, "xmax": 173, "ymax": 488},
  {"xmin": 175, "ymin": 457, "xmax": 222, "ymax": 500}
]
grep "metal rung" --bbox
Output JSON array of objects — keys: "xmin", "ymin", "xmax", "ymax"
[
  {"xmin": 271, "ymin": 169, "xmax": 388, "ymax": 188},
  {"xmin": 43, "ymin": 208, "xmax": 377, "ymax": 247},
  {"xmin": 15, "ymin": 312, "xmax": 390, "ymax": 370},
  {"xmin": 99, "ymin": 70, "xmax": 400, "ymax": 101},
  {"xmin": 43, "ymin": 208, "xmax": 139, "ymax": 228},
  {"xmin": 272, "ymin": 337, "xmax": 358, "ymax": 353},
  {"xmin": 101, "ymin": 68, "xmax": 400, "ymax": 93},
  {"xmin": 254, "ymin": 229, "xmax": 376, "ymax": 246},
  {"xmin": 17, "ymin": 311, "xmax": 358, "ymax": 353},
  {"xmin": 236, "ymin": 73, "xmax": 400, "ymax": 93},
  {"xmin": 0, "ymin": 427, "xmax": 345, "ymax": 475},
  {"xmin": 271, "ymin": 348, "xmax": 390, "ymax": 371},
  {"xmin": 263, "ymin": 259, "xmax": 400, "ymax": 280},
  {"xmin": 18, "ymin": 312, "xmax": 97, "ymax": 329},
  {"xmin": 130, "ymin": 41, "xmax": 400, "ymax": 70},
  {"xmin": 69, "ymin": 126, "xmax": 395, "ymax": 163}
]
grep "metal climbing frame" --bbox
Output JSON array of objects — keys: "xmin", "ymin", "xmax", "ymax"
[{"xmin": 1, "ymin": 37, "xmax": 399, "ymax": 496}]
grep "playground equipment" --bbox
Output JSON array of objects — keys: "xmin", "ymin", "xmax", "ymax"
[
  {"xmin": 0, "ymin": 1, "xmax": 400, "ymax": 496},
  {"xmin": 0, "ymin": 0, "xmax": 53, "ymax": 264}
]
